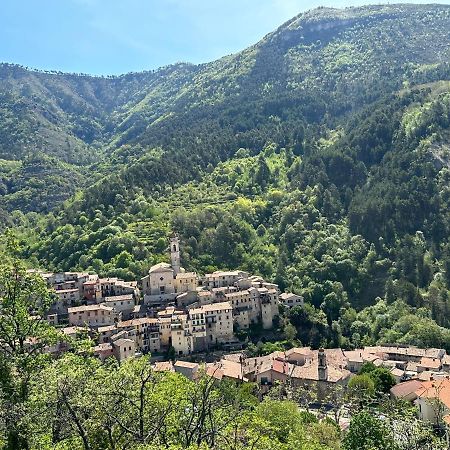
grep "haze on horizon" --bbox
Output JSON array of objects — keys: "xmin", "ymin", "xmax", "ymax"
[{"xmin": 2, "ymin": 0, "xmax": 450, "ymax": 75}]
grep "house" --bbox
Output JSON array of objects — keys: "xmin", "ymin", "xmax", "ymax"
[
  {"xmin": 68, "ymin": 304, "xmax": 120, "ymax": 327},
  {"xmin": 174, "ymin": 360, "xmax": 199, "ymax": 380},
  {"xmin": 94, "ymin": 343, "xmax": 114, "ymax": 362},
  {"xmin": 200, "ymin": 270, "xmax": 249, "ymax": 289},
  {"xmin": 118, "ymin": 317, "xmax": 161, "ymax": 354},
  {"xmin": 279, "ymin": 292, "xmax": 304, "ymax": 309},
  {"xmin": 415, "ymin": 378, "xmax": 450, "ymax": 425},
  {"xmin": 442, "ymin": 355, "xmax": 450, "ymax": 372},
  {"xmin": 206, "ymin": 359, "xmax": 248, "ymax": 382},
  {"xmin": 200, "ymin": 302, "xmax": 234, "ymax": 345},
  {"xmin": 417, "ymin": 357, "xmax": 442, "ymax": 373},
  {"xmin": 112, "ymin": 338, "xmax": 136, "ymax": 362},
  {"xmin": 104, "ymin": 294, "xmax": 135, "ymax": 320},
  {"xmin": 52, "ymin": 288, "xmax": 81, "ymax": 314},
  {"xmin": 344, "ymin": 350, "xmax": 382, "ymax": 373},
  {"xmin": 365, "ymin": 345, "xmax": 445, "ymax": 363},
  {"xmin": 390, "ymin": 379, "xmax": 424, "ymax": 402},
  {"xmin": 82, "ymin": 278, "xmax": 101, "ymax": 302},
  {"xmin": 174, "ymin": 272, "xmax": 198, "ymax": 295},
  {"xmin": 244, "ymin": 348, "xmax": 351, "ymax": 400},
  {"xmin": 390, "ymin": 367, "xmax": 406, "ymax": 383}
]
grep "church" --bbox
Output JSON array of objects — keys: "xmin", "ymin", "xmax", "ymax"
[{"xmin": 141, "ymin": 234, "xmax": 198, "ymax": 307}]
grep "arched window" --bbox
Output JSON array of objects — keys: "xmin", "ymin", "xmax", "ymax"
[{"xmin": 173, "ymin": 244, "xmax": 177, "ymax": 252}]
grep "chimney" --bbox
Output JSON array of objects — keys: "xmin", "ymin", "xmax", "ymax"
[{"xmin": 318, "ymin": 348, "xmax": 328, "ymax": 382}]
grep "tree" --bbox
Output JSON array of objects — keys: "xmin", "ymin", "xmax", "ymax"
[
  {"xmin": 27, "ymin": 353, "xmax": 102, "ymax": 450},
  {"xmin": 347, "ymin": 374, "xmax": 375, "ymax": 409},
  {"xmin": 370, "ymin": 367, "xmax": 396, "ymax": 394},
  {"xmin": 0, "ymin": 232, "xmax": 59, "ymax": 449},
  {"xmin": 343, "ymin": 411, "xmax": 399, "ymax": 450},
  {"xmin": 283, "ymin": 321, "xmax": 297, "ymax": 342},
  {"xmin": 255, "ymin": 399, "xmax": 303, "ymax": 443}
]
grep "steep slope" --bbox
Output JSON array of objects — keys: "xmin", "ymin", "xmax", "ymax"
[
  {"xmin": 57, "ymin": 3, "xmax": 450, "ymax": 213},
  {"xmin": 1, "ymin": 3, "xmax": 449, "ymax": 350},
  {"xmin": 2, "ymin": 4, "xmax": 450, "ymax": 218}
]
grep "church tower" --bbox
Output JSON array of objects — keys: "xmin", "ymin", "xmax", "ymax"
[
  {"xmin": 318, "ymin": 348, "xmax": 328, "ymax": 382},
  {"xmin": 170, "ymin": 233, "xmax": 181, "ymax": 275}
]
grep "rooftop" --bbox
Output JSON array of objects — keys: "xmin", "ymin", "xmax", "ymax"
[
  {"xmin": 113, "ymin": 338, "xmax": 135, "ymax": 347},
  {"xmin": 174, "ymin": 360, "xmax": 199, "ymax": 369},
  {"xmin": 390, "ymin": 379, "xmax": 424, "ymax": 398},
  {"xmin": 149, "ymin": 262, "xmax": 172, "ymax": 273},
  {"xmin": 415, "ymin": 378, "xmax": 450, "ymax": 409},
  {"xmin": 104, "ymin": 294, "xmax": 134, "ymax": 302},
  {"xmin": 419, "ymin": 357, "xmax": 442, "ymax": 369},
  {"xmin": 68, "ymin": 304, "xmax": 114, "ymax": 313}
]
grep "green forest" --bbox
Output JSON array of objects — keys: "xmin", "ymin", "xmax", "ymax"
[
  {"xmin": 0, "ymin": 241, "xmax": 445, "ymax": 449},
  {"xmin": 1, "ymin": 6, "xmax": 450, "ymax": 446},
  {"xmin": 2, "ymin": 4, "xmax": 450, "ymax": 352}
]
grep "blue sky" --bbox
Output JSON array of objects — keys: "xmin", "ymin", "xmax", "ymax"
[{"xmin": 1, "ymin": 0, "xmax": 449, "ymax": 75}]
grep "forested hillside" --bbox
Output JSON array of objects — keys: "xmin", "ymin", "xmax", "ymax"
[{"xmin": 3, "ymin": 4, "xmax": 450, "ymax": 349}]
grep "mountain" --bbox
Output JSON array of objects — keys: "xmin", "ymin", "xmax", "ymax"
[
  {"xmin": 2, "ymin": 4, "xmax": 449, "ymax": 212},
  {"xmin": 2, "ymin": 3, "xmax": 450, "ymax": 348}
]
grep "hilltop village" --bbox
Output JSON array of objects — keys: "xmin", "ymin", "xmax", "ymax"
[
  {"xmin": 36, "ymin": 234, "xmax": 296, "ymax": 360},
  {"xmin": 28, "ymin": 234, "xmax": 450, "ymax": 428}
]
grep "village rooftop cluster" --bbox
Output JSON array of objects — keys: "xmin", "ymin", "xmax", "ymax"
[
  {"xmin": 28, "ymin": 234, "xmax": 450, "ymax": 428},
  {"xmin": 35, "ymin": 234, "xmax": 301, "ymax": 360}
]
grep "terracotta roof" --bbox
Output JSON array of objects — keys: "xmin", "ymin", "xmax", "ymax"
[
  {"xmin": 118, "ymin": 318, "xmax": 158, "ymax": 328},
  {"xmin": 390, "ymin": 379, "xmax": 424, "ymax": 399},
  {"xmin": 190, "ymin": 302, "xmax": 232, "ymax": 315},
  {"xmin": 97, "ymin": 325, "xmax": 117, "ymax": 333},
  {"xmin": 344, "ymin": 350, "xmax": 380, "ymax": 364},
  {"xmin": 61, "ymin": 326, "xmax": 87, "ymax": 335},
  {"xmin": 417, "ymin": 371, "xmax": 433, "ymax": 381},
  {"xmin": 253, "ymin": 350, "xmax": 350, "ymax": 383},
  {"xmin": 174, "ymin": 360, "xmax": 199, "ymax": 369},
  {"xmin": 365, "ymin": 345, "xmax": 444, "ymax": 359},
  {"xmin": 406, "ymin": 361, "xmax": 418, "ymax": 372},
  {"xmin": 390, "ymin": 367, "xmax": 405, "ymax": 377},
  {"xmin": 415, "ymin": 378, "xmax": 450, "ymax": 409},
  {"xmin": 205, "ymin": 270, "xmax": 244, "ymax": 277},
  {"xmin": 279, "ymin": 292, "xmax": 302, "ymax": 301},
  {"xmin": 419, "ymin": 357, "xmax": 441, "ymax": 370},
  {"xmin": 207, "ymin": 360, "xmax": 248, "ymax": 381},
  {"xmin": 292, "ymin": 361, "xmax": 350, "ymax": 383},
  {"xmin": 198, "ymin": 291, "xmax": 213, "ymax": 297},
  {"xmin": 94, "ymin": 343, "xmax": 113, "ymax": 352},
  {"xmin": 285, "ymin": 347, "xmax": 313, "ymax": 357},
  {"xmin": 176, "ymin": 272, "xmax": 197, "ymax": 279},
  {"xmin": 153, "ymin": 361, "xmax": 174, "ymax": 372},
  {"xmin": 225, "ymin": 290, "xmax": 250, "ymax": 298}
]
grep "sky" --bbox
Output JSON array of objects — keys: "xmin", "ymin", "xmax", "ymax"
[{"xmin": 1, "ymin": 0, "xmax": 449, "ymax": 75}]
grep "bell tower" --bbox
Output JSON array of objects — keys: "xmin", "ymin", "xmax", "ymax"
[
  {"xmin": 170, "ymin": 233, "xmax": 181, "ymax": 275},
  {"xmin": 318, "ymin": 348, "xmax": 328, "ymax": 381}
]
